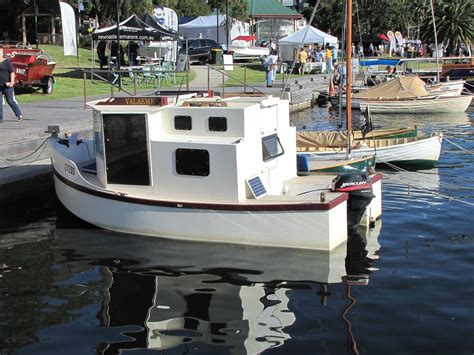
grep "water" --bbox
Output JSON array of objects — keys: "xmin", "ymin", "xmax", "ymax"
[{"xmin": 1, "ymin": 106, "xmax": 474, "ymax": 354}]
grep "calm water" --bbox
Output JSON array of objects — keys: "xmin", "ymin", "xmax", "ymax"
[{"xmin": 1, "ymin": 106, "xmax": 474, "ymax": 354}]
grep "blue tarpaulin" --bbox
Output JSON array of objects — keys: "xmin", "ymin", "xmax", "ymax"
[{"xmin": 359, "ymin": 59, "xmax": 401, "ymax": 67}]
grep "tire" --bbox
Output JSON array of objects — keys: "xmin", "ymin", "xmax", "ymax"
[{"xmin": 42, "ymin": 77, "xmax": 54, "ymax": 95}]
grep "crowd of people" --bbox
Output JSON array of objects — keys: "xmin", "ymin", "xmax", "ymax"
[
  {"xmin": 261, "ymin": 42, "xmax": 343, "ymax": 87},
  {"xmin": 97, "ymin": 40, "xmax": 141, "ymax": 69}
]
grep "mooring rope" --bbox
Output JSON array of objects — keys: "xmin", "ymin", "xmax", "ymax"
[
  {"xmin": 442, "ymin": 135, "xmax": 474, "ymax": 154},
  {"xmin": 0, "ymin": 136, "xmax": 50, "ymax": 166},
  {"xmin": 381, "ymin": 162, "xmax": 474, "ymax": 206}
]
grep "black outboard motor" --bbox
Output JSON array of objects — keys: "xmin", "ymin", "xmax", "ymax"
[{"xmin": 331, "ymin": 173, "xmax": 375, "ymax": 231}]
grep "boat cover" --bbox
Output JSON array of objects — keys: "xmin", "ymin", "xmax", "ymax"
[
  {"xmin": 296, "ymin": 131, "xmax": 351, "ymax": 148},
  {"xmin": 353, "ymin": 76, "xmax": 429, "ymax": 100}
]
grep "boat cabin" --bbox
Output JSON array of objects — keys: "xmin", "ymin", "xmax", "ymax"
[{"xmin": 89, "ymin": 95, "xmax": 297, "ymax": 202}]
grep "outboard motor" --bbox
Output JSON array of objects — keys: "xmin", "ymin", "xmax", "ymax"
[{"xmin": 331, "ymin": 173, "xmax": 375, "ymax": 230}]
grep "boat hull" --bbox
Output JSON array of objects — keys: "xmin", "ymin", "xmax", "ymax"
[
  {"xmin": 426, "ymin": 80, "xmax": 465, "ymax": 97},
  {"xmin": 54, "ymin": 174, "xmax": 348, "ymax": 251},
  {"xmin": 359, "ymin": 95, "xmax": 472, "ymax": 114},
  {"xmin": 299, "ymin": 134, "xmax": 443, "ymax": 167}
]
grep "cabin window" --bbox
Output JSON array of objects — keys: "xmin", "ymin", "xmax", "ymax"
[
  {"xmin": 103, "ymin": 113, "xmax": 150, "ymax": 185},
  {"xmin": 262, "ymin": 134, "xmax": 284, "ymax": 162},
  {"xmin": 176, "ymin": 148, "xmax": 209, "ymax": 176},
  {"xmin": 209, "ymin": 116, "xmax": 227, "ymax": 132},
  {"xmin": 174, "ymin": 115, "xmax": 192, "ymax": 130}
]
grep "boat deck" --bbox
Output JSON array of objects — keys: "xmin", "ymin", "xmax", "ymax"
[{"xmin": 76, "ymin": 161, "xmax": 345, "ymax": 207}]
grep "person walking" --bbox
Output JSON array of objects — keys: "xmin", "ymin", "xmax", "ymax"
[
  {"xmin": 263, "ymin": 49, "xmax": 278, "ymax": 87},
  {"xmin": 325, "ymin": 45, "xmax": 333, "ymax": 74},
  {"xmin": 297, "ymin": 47, "xmax": 308, "ymax": 75},
  {"xmin": 0, "ymin": 47, "xmax": 23, "ymax": 122}
]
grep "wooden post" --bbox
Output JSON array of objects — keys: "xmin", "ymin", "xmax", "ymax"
[
  {"xmin": 83, "ymin": 71, "xmax": 87, "ymax": 109},
  {"xmin": 186, "ymin": 72, "xmax": 189, "ymax": 91},
  {"xmin": 22, "ymin": 14, "xmax": 26, "ymax": 44},
  {"xmin": 244, "ymin": 65, "xmax": 247, "ymax": 92},
  {"xmin": 111, "ymin": 82, "xmax": 114, "ymax": 97},
  {"xmin": 346, "ymin": 0, "xmax": 353, "ymax": 132},
  {"xmin": 133, "ymin": 72, "xmax": 137, "ymax": 95},
  {"xmin": 222, "ymin": 73, "xmax": 225, "ymax": 97},
  {"xmin": 207, "ymin": 65, "xmax": 210, "ymax": 93}
]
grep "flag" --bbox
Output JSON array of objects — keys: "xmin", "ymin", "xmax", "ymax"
[
  {"xmin": 395, "ymin": 31, "xmax": 404, "ymax": 46},
  {"xmin": 60, "ymin": 2, "xmax": 77, "ymax": 56}
]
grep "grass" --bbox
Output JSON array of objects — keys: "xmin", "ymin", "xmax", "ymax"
[
  {"xmin": 14, "ymin": 45, "xmax": 195, "ymax": 104},
  {"xmin": 217, "ymin": 63, "xmax": 309, "ymax": 87}
]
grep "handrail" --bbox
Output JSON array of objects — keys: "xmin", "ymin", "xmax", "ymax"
[
  {"xmin": 81, "ymin": 68, "xmax": 191, "ymax": 109},
  {"xmin": 206, "ymin": 64, "xmax": 266, "ymax": 95}
]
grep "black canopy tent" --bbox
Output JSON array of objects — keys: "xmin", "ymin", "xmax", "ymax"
[
  {"xmin": 91, "ymin": 14, "xmax": 180, "ymax": 71},
  {"xmin": 91, "ymin": 14, "xmax": 178, "ymax": 42}
]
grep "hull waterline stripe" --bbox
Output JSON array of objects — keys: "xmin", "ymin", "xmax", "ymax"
[{"xmin": 53, "ymin": 168, "xmax": 348, "ymax": 211}]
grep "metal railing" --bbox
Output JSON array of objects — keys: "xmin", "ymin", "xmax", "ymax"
[{"xmin": 81, "ymin": 68, "xmax": 191, "ymax": 109}]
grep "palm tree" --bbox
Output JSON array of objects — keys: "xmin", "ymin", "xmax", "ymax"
[{"xmin": 420, "ymin": 0, "xmax": 474, "ymax": 55}]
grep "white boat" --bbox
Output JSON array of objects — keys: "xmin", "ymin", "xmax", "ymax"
[
  {"xmin": 49, "ymin": 92, "xmax": 382, "ymax": 251},
  {"xmin": 228, "ymin": 45, "xmax": 269, "ymax": 60},
  {"xmin": 358, "ymin": 95, "xmax": 472, "ymax": 114},
  {"xmin": 297, "ymin": 131, "xmax": 443, "ymax": 166},
  {"xmin": 354, "ymin": 76, "xmax": 472, "ymax": 114},
  {"xmin": 426, "ymin": 79, "xmax": 465, "ymax": 97}
]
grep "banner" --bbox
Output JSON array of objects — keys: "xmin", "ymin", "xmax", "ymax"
[
  {"xmin": 152, "ymin": 6, "xmax": 178, "ymax": 31},
  {"xmin": 59, "ymin": 2, "xmax": 77, "ymax": 56},
  {"xmin": 395, "ymin": 31, "xmax": 403, "ymax": 45},
  {"xmin": 387, "ymin": 31, "xmax": 396, "ymax": 56}
]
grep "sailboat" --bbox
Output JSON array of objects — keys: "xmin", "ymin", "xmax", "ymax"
[
  {"xmin": 295, "ymin": 0, "xmax": 379, "ymax": 175},
  {"xmin": 297, "ymin": 1, "xmax": 444, "ymax": 168}
]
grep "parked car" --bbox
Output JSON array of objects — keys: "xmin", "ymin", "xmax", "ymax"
[{"xmin": 179, "ymin": 38, "xmax": 222, "ymax": 64}]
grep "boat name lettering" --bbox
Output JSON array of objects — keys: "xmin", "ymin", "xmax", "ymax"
[
  {"xmin": 124, "ymin": 98, "xmax": 156, "ymax": 105},
  {"xmin": 64, "ymin": 163, "xmax": 76, "ymax": 176}
]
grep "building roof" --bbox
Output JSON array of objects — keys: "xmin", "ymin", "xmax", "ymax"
[{"xmin": 248, "ymin": 0, "xmax": 303, "ymax": 18}]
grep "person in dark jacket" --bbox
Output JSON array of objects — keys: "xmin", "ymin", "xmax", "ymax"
[{"xmin": 0, "ymin": 47, "xmax": 23, "ymax": 122}]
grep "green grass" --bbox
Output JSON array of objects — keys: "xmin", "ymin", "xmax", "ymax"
[
  {"xmin": 14, "ymin": 45, "xmax": 195, "ymax": 104},
  {"xmin": 217, "ymin": 63, "xmax": 309, "ymax": 87}
]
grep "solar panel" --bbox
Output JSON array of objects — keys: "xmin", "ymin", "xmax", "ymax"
[{"xmin": 247, "ymin": 176, "xmax": 267, "ymax": 199}]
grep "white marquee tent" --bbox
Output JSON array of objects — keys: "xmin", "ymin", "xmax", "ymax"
[
  {"xmin": 179, "ymin": 14, "xmax": 249, "ymax": 45},
  {"xmin": 279, "ymin": 25, "xmax": 338, "ymax": 62}
]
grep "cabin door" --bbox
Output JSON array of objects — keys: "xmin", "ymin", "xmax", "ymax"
[{"xmin": 102, "ymin": 113, "xmax": 150, "ymax": 185}]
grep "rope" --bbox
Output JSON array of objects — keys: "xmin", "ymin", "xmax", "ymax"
[
  {"xmin": 382, "ymin": 164, "xmax": 474, "ymax": 206},
  {"xmin": 354, "ymin": 0, "xmax": 364, "ymax": 61},
  {"xmin": 0, "ymin": 136, "xmax": 50, "ymax": 166},
  {"xmin": 442, "ymin": 136, "xmax": 474, "ymax": 154}
]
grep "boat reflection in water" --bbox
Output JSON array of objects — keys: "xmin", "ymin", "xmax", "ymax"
[{"xmin": 53, "ymin": 222, "xmax": 382, "ymax": 354}]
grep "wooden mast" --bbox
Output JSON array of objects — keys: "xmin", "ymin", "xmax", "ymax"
[{"xmin": 346, "ymin": 0, "xmax": 352, "ymax": 132}]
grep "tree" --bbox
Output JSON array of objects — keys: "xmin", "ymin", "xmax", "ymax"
[
  {"xmin": 155, "ymin": 0, "xmax": 210, "ymax": 17},
  {"xmin": 303, "ymin": 0, "xmax": 345, "ymax": 36},
  {"xmin": 85, "ymin": 0, "xmax": 153, "ymax": 27},
  {"xmin": 207, "ymin": 0, "xmax": 249, "ymax": 21},
  {"xmin": 420, "ymin": 0, "xmax": 474, "ymax": 54}
]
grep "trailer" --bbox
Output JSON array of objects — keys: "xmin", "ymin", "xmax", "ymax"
[{"xmin": 3, "ymin": 46, "xmax": 56, "ymax": 94}]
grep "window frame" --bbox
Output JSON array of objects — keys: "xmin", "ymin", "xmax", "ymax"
[{"xmin": 261, "ymin": 133, "xmax": 284, "ymax": 162}]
